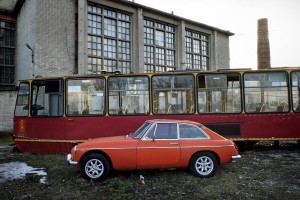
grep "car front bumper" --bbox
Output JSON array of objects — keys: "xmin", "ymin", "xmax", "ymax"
[
  {"xmin": 67, "ymin": 154, "xmax": 78, "ymax": 165},
  {"xmin": 232, "ymin": 155, "xmax": 241, "ymax": 160}
]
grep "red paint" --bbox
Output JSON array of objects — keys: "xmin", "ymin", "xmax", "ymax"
[{"xmin": 13, "ymin": 112, "xmax": 300, "ymax": 153}]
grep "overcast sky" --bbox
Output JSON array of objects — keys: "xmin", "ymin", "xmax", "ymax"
[{"xmin": 136, "ymin": 0, "xmax": 300, "ymax": 69}]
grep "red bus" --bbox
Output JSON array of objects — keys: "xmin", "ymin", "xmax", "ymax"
[{"xmin": 13, "ymin": 67, "xmax": 300, "ymax": 153}]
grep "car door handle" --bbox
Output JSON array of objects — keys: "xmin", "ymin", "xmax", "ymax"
[{"xmin": 170, "ymin": 142, "xmax": 179, "ymax": 145}]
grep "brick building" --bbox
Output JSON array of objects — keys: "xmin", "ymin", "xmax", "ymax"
[{"xmin": 0, "ymin": 0, "xmax": 234, "ymax": 131}]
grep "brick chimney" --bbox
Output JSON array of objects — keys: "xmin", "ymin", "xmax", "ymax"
[{"xmin": 257, "ymin": 18, "xmax": 271, "ymax": 69}]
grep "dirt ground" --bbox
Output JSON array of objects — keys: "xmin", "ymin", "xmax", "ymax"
[{"xmin": 0, "ymin": 141, "xmax": 299, "ymax": 200}]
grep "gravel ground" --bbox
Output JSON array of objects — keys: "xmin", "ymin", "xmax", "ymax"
[{"xmin": 0, "ymin": 141, "xmax": 299, "ymax": 200}]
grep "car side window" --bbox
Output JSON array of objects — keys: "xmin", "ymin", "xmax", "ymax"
[
  {"xmin": 145, "ymin": 123, "xmax": 178, "ymax": 139},
  {"xmin": 179, "ymin": 124, "xmax": 208, "ymax": 139},
  {"xmin": 144, "ymin": 124, "xmax": 156, "ymax": 139}
]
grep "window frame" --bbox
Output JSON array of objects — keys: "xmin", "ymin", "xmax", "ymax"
[
  {"xmin": 87, "ymin": 3, "xmax": 132, "ymax": 74},
  {"xmin": 143, "ymin": 122, "xmax": 179, "ymax": 140},
  {"xmin": 196, "ymin": 73, "xmax": 242, "ymax": 114},
  {"xmin": 243, "ymin": 71, "xmax": 290, "ymax": 114},
  {"xmin": 107, "ymin": 75, "xmax": 150, "ymax": 116},
  {"xmin": 179, "ymin": 123, "xmax": 210, "ymax": 140},
  {"xmin": 291, "ymin": 70, "xmax": 300, "ymax": 113},
  {"xmin": 30, "ymin": 79, "xmax": 64, "ymax": 117},
  {"xmin": 66, "ymin": 77, "xmax": 106, "ymax": 116},
  {"xmin": 14, "ymin": 82, "xmax": 30, "ymax": 117},
  {"xmin": 0, "ymin": 19, "xmax": 15, "ymax": 86},
  {"xmin": 152, "ymin": 74, "xmax": 195, "ymax": 115},
  {"xmin": 144, "ymin": 19, "xmax": 176, "ymax": 73},
  {"xmin": 185, "ymin": 30, "xmax": 209, "ymax": 71}
]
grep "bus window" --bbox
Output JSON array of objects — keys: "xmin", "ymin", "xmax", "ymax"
[
  {"xmin": 152, "ymin": 74, "xmax": 194, "ymax": 114},
  {"xmin": 108, "ymin": 76, "xmax": 149, "ymax": 115},
  {"xmin": 244, "ymin": 72, "xmax": 289, "ymax": 113},
  {"xmin": 291, "ymin": 71, "xmax": 300, "ymax": 112},
  {"xmin": 197, "ymin": 74, "xmax": 241, "ymax": 113},
  {"xmin": 15, "ymin": 82, "xmax": 30, "ymax": 116},
  {"xmin": 31, "ymin": 79, "xmax": 64, "ymax": 117},
  {"xmin": 67, "ymin": 78, "xmax": 105, "ymax": 116}
]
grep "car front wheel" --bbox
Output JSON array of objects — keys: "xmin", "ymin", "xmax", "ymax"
[
  {"xmin": 80, "ymin": 153, "xmax": 110, "ymax": 182},
  {"xmin": 190, "ymin": 152, "xmax": 218, "ymax": 178}
]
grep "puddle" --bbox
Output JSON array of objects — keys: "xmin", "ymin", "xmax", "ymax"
[{"xmin": 0, "ymin": 162, "xmax": 47, "ymax": 184}]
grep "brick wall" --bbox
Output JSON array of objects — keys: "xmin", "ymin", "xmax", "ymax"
[
  {"xmin": 15, "ymin": 0, "xmax": 76, "ymax": 81},
  {"xmin": 216, "ymin": 32, "xmax": 230, "ymax": 69},
  {"xmin": 34, "ymin": 0, "xmax": 76, "ymax": 77},
  {"xmin": 0, "ymin": 0, "xmax": 77, "ymax": 131},
  {"xmin": 15, "ymin": 0, "xmax": 37, "ymax": 81}
]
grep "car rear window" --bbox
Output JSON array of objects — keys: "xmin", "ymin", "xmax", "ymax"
[{"xmin": 179, "ymin": 124, "xmax": 209, "ymax": 139}]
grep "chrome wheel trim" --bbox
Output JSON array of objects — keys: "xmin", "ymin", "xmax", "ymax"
[
  {"xmin": 85, "ymin": 158, "xmax": 104, "ymax": 179},
  {"xmin": 195, "ymin": 156, "xmax": 214, "ymax": 175}
]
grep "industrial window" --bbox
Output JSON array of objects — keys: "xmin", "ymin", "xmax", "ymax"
[
  {"xmin": 185, "ymin": 30, "xmax": 209, "ymax": 70},
  {"xmin": 144, "ymin": 19, "xmax": 175, "ymax": 73},
  {"xmin": 0, "ymin": 20, "xmax": 15, "ymax": 86},
  {"xmin": 87, "ymin": 4, "xmax": 131, "ymax": 74},
  {"xmin": 118, "ymin": 41, "xmax": 130, "ymax": 60},
  {"xmin": 103, "ymin": 38, "xmax": 116, "ymax": 58},
  {"xmin": 88, "ymin": 35, "xmax": 101, "ymax": 57}
]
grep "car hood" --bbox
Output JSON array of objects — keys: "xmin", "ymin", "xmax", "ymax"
[
  {"xmin": 75, "ymin": 135, "xmax": 137, "ymax": 149},
  {"xmin": 87, "ymin": 135, "xmax": 131, "ymax": 142}
]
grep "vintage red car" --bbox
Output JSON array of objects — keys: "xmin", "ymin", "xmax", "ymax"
[{"xmin": 67, "ymin": 119, "xmax": 240, "ymax": 181}]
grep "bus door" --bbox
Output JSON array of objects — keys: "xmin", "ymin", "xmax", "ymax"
[
  {"xmin": 14, "ymin": 82, "xmax": 30, "ymax": 139},
  {"xmin": 29, "ymin": 79, "xmax": 65, "ymax": 140}
]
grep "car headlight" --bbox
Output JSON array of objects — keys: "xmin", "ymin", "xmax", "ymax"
[{"xmin": 73, "ymin": 145, "xmax": 77, "ymax": 154}]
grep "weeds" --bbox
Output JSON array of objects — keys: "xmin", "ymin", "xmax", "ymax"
[
  {"xmin": 0, "ymin": 131, "xmax": 13, "ymax": 144},
  {"xmin": 0, "ymin": 143, "xmax": 299, "ymax": 200}
]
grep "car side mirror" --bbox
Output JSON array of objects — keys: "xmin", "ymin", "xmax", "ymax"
[{"xmin": 152, "ymin": 135, "xmax": 156, "ymax": 142}]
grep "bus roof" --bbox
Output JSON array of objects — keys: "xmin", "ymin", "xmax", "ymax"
[{"xmin": 17, "ymin": 67, "xmax": 300, "ymax": 82}]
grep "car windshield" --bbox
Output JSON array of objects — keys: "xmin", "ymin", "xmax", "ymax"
[{"xmin": 131, "ymin": 122, "xmax": 152, "ymax": 139}]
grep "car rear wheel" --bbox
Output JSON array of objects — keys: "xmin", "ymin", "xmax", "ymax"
[
  {"xmin": 80, "ymin": 153, "xmax": 110, "ymax": 182},
  {"xmin": 190, "ymin": 152, "xmax": 218, "ymax": 178}
]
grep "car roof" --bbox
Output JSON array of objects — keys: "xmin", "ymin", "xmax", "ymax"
[{"xmin": 146, "ymin": 119, "xmax": 203, "ymax": 126}]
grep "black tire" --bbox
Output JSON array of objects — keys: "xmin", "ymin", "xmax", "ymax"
[
  {"xmin": 189, "ymin": 152, "xmax": 218, "ymax": 178},
  {"xmin": 80, "ymin": 153, "xmax": 110, "ymax": 182}
]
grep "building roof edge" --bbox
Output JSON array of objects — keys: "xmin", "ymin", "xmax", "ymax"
[{"xmin": 116, "ymin": 0, "xmax": 234, "ymax": 36}]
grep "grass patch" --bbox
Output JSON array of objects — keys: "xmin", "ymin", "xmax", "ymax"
[
  {"xmin": 0, "ymin": 131, "xmax": 13, "ymax": 144},
  {"xmin": 0, "ymin": 144, "xmax": 299, "ymax": 200}
]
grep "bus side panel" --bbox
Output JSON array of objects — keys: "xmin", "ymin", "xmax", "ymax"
[
  {"xmin": 240, "ymin": 113, "xmax": 300, "ymax": 139},
  {"xmin": 13, "ymin": 112, "xmax": 300, "ymax": 153},
  {"xmin": 13, "ymin": 115, "xmax": 151, "ymax": 153},
  {"xmin": 173, "ymin": 113, "xmax": 300, "ymax": 140},
  {"xmin": 14, "ymin": 116, "xmax": 71, "ymax": 153},
  {"xmin": 63, "ymin": 115, "xmax": 151, "ymax": 140}
]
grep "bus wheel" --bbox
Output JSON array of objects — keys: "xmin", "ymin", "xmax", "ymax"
[
  {"xmin": 80, "ymin": 153, "xmax": 110, "ymax": 182},
  {"xmin": 189, "ymin": 152, "xmax": 218, "ymax": 178}
]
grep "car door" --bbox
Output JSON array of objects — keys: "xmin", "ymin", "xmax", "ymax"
[{"xmin": 136, "ymin": 122, "xmax": 180, "ymax": 169}]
